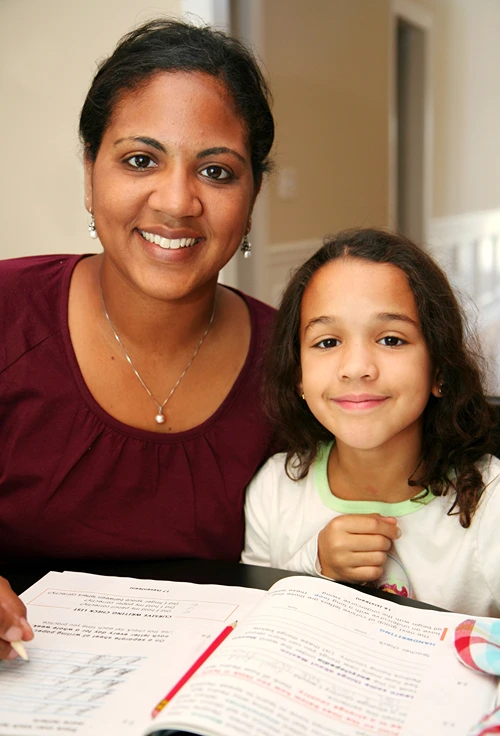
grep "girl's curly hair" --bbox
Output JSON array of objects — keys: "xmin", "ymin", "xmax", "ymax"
[{"xmin": 264, "ymin": 228, "xmax": 498, "ymax": 527}]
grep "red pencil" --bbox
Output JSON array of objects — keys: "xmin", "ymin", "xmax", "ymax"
[{"xmin": 151, "ymin": 621, "xmax": 237, "ymax": 718}]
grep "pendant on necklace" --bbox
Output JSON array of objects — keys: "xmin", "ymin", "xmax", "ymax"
[{"xmin": 155, "ymin": 412, "xmax": 165, "ymax": 425}]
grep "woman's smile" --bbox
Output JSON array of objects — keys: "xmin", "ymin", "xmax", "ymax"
[{"xmin": 138, "ymin": 230, "xmax": 202, "ymax": 250}]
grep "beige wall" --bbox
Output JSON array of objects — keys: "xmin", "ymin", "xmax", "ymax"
[
  {"xmin": 431, "ymin": 0, "xmax": 500, "ymax": 217},
  {"xmin": 0, "ymin": 0, "xmax": 181, "ymax": 260},
  {"xmin": 258, "ymin": 0, "xmax": 500, "ymax": 249},
  {"xmin": 262, "ymin": 0, "xmax": 391, "ymax": 246},
  {"xmin": 2, "ymin": 0, "xmax": 500, "ymax": 263}
]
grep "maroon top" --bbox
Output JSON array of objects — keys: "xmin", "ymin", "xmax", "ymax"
[{"xmin": 0, "ymin": 255, "xmax": 276, "ymax": 562}]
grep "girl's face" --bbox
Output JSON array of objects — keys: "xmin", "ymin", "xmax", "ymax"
[
  {"xmin": 299, "ymin": 257, "xmax": 441, "ymax": 457},
  {"xmin": 84, "ymin": 71, "xmax": 257, "ymax": 301}
]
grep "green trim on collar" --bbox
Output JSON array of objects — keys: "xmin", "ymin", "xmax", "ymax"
[{"xmin": 314, "ymin": 441, "xmax": 436, "ymax": 516}]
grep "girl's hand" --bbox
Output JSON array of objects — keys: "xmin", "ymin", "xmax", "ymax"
[
  {"xmin": 0, "ymin": 577, "xmax": 34, "ymax": 659},
  {"xmin": 317, "ymin": 514, "xmax": 401, "ymax": 583}
]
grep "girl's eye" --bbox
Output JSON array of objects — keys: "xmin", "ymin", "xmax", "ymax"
[
  {"xmin": 378, "ymin": 336, "xmax": 406, "ymax": 347},
  {"xmin": 314, "ymin": 338, "xmax": 340, "ymax": 349},
  {"xmin": 200, "ymin": 165, "xmax": 231, "ymax": 181},
  {"xmin": 126, "ymin": 155, "xmax": 157, "ymax": 169}
]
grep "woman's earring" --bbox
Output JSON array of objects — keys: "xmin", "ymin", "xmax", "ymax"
[
  {"xmin": 240, "ymin": 235, "xmax": 252, "ymax": 259},
  {"xmin": 301, "ymin": 393, "xmax": 305, "ymax": 400},
  {"xmin": 438, "ymin": 382, "xmax": 444, "ymax": 395},
  {"xmin": 88, "ymin": 214, "xmax": 98, "ymax": 240}
]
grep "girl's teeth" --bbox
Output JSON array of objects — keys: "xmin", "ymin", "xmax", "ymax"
[{"xmin": 139, "ymin": 231, "xmax": 197, "ymax": 249}]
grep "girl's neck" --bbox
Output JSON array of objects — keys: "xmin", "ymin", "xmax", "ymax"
[{"xmin": 327, "ymin": 434, "xmax": 425, "ymax": 504}]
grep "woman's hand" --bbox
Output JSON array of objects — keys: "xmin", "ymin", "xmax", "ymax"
[
  {"xmin": 318, "ymin": 514, "xmax": 401, "ymax": 583},
  {"xmin": 0, "ymin": 576, "xmax": 34, "ymax": 659}
]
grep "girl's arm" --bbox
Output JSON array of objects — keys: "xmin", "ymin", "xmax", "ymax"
[
  {"xmin": 477, "ymin": 460, "xmax": 500, "ymax": 615},
  {"xmin": 241, "ymin": 461, "xmax": 275, "ymax": 567},
  {"xmin": 318, "ymin": 514, "xmax": 401, "ymax": 582}
]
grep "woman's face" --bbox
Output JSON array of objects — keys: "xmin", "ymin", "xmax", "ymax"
[{"xmin": 85, "ymin": 71, "xmax": 257, "ymax": 301}]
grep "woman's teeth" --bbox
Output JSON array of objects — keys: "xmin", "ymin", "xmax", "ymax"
[{"xmin": 139, "ymin": 231, "xmax": 198, "ymax": 249}]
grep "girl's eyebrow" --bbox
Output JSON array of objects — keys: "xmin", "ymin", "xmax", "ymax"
[
  {"xmin": 114, "ymin": 136, "xmax": 166, "ymax": 152},
  {"xmin": 303, "ymin": 312, "xmax": 419, "ymax": 333},
  {"xmin": 377, "ymin": 312, "xmax": 419, "ymax": 326},
  {"xmin": 304, "ymin": 315, "xmax": 335, "ymax": 333}
]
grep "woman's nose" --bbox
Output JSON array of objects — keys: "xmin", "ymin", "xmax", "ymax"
[
  {"xmin": 148, "ymin": 166, "xmax": 202, "ymax": 219},
  {"xmin": 338, "ymin": 342, "xmax": 378, "ymax": 381}
]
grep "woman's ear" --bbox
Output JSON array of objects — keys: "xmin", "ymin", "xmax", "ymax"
[{"xmin": 83, "ymin": 150, "xmax": 94, "ymax": 213}]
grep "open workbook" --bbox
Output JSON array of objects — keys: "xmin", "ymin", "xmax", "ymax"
[{"xmin": 0, "ymin": 571, "xmax": 497, "ymax": 736}]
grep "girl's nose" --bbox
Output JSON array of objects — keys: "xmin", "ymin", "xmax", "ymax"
[
  {"xmin": 338, "ymin": 342, "xmax": 378, "ymax": 381},
  {"xmin": 148, "ymin": 166, "xmax": 203, "ymax": 219}
]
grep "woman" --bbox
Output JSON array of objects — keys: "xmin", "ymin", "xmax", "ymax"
[{"xmin": 0, "ymin": 19, "xmax": 275, "ymax": 658}]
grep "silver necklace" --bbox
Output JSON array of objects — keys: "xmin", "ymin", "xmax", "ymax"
[{"xmin": 100, "ymin": 286, "xmax": 216, "ymax": 425}]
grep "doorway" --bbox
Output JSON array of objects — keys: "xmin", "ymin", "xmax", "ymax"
[{"xmin": 390, "ymin": 0, "xmax": 433, "ymax": 244}]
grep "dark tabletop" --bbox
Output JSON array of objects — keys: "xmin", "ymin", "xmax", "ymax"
[{"xmin": 2, "ymin": 558, "xmax": 442, "ymax": 610}]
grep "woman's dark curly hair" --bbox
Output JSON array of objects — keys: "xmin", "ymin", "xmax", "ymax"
[
  {"xmin": 79, "ymin": 18, "xmax": 274, "ymax": 187},
  {"xmin": 264, "ymin": 228, "xmax": 498, "ymax": 527}
]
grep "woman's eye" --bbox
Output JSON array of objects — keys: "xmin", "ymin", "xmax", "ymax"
[
  {"xmin": 378, "ymin": 336, "xmax": 406, "ymax": 347},
  {"xmin": 315, "ymin": 338, "xmax": 340, "ymax": 349},
  {"xmin": 126, "ymin": 155, "xmax": 157, "ymax": 169},
  {"xmin": 200, "ymin": 165, "xmax": 231, "ymax": 181}
]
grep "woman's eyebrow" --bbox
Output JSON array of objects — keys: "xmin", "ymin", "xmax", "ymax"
[
  {"xmin": 114, "ymin": 136, "xmax": 166, "ymax": 152},
  {"xmin": 197, "ymin": 146, "xmax": 246, "ymax": 164}
]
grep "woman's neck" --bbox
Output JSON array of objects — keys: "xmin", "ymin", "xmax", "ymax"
[
  {"xmin": 327, "ymin": 433, "xmax": 425, "ymax": 504},
  {"xmin": 95, "ymin": 254, "xmax": 218, "ymax": 354}
]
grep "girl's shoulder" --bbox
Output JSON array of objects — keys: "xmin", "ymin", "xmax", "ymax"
[
  {"xmin": 248, "ymin": 450, "xmax": 317, "ymax": 497},
  {"xmin": 476, "ymin": 453, "xmax": 500, "ymax": 487},
  {"xmin": 251, "ymin": 451, "xmax": 289, "ymax": 481},
  {"xmin": 468, "ymin": 454, "xmax": 500, "ymax": 524}
]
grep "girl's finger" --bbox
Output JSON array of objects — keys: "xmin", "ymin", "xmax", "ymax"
[
  {"xmin": 344, "ymin": 534, "xmax": 393, "ymax": 554},
  {"xmin": 345, "ymin": 565, "xmax": 385, "ymax": 583}
]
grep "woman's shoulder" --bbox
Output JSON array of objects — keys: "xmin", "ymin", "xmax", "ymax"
[
  {"xmin": 241, "ymin": 291, "xmax": 277, "ymax": 320},
  {"xmin": 226, "ymin": 287, "xmax": 276, "ymax": 333},
  {"xmin": 0, "ymin": 254, "xmax": 81, "ymax": 301},
  {"xmin": 0, "ymin": 252, "xmax": 80, "ymax": 276},
  {"xmin": 0, "ymin": 254, "xmax": 83, "ymax": 372}
]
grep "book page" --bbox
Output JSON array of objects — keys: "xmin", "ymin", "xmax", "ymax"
[
  {"xmin": 150, "ymin": 575, "xmax": 497, "ymax": 736},
  {"xmin": 0, "ymin": 570, "xmax": 265, "ymax": 736}
]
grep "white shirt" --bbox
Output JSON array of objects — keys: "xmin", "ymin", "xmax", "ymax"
[{"xmin": 241, "ymin": 444, "xmax": 500, "ymax": 616}]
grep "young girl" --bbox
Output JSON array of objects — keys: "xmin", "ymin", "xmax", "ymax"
[{"xmin": 241, "ymin": 228, "xmax": 500, "ymax": 616}]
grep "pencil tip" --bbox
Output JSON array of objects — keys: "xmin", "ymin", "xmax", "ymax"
[{"xmin": 11, "ymin": 641, "xmax": 29, "ymax": 661}]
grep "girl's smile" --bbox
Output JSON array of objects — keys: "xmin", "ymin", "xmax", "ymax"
[
  {"xmin": 299, "ymin": 257, "xmax": 441, "ymax": 460},
  {"xmin": 331, "ymin": 393, "xmax": 389, "ymax": 411}
]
